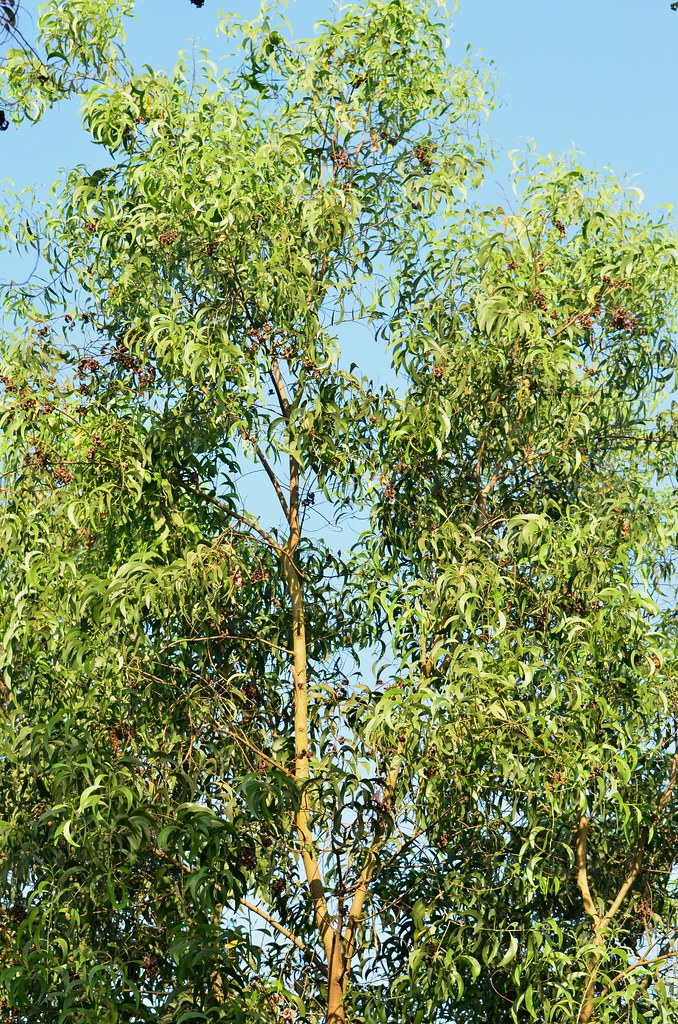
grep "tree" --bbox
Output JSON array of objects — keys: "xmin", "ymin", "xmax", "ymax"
[{"xmin": 0, "ymin": 2, "xmax": 677, "ymax": 1022}]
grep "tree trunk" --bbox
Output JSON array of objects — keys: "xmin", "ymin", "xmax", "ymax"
[
  {"xmin": 284, "ymin": 453, "xmax": 348, "ymax": 1020},
  {"xmin": 326, "ymin": 930, "xmax": 347, "ymax": 1024}
]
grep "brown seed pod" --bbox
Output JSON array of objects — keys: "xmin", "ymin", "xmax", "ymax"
[{"xmin": 53, "ymin": 465, "xmax": 73, "ymax": 485}]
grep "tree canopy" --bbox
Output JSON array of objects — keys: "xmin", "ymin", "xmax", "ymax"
[{"xmin": 0, "ymin": 2, "xmax": 677, "ymax": 1023}]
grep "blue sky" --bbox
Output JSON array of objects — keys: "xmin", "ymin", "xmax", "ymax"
[{"xmin": 1, "ymin": 0, "xmax": 676, "ymax": 218}]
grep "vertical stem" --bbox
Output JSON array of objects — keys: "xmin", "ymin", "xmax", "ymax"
[
  {"xmin": 212, "ymin": 905, "xmax": 225, "ymax": 1003},
  {"xmin": 578, "ymin": 939, "xmax": 603, "ymax": 1024},
  {"xmin": 326, "ymin": 931, "xmax": 348, "ymax": 1024},
  {"xmin": 284, "ymin": 452, "xmax": 344, "ymax": 1021},
  {"xmin": 575, "ymin": 815, "xmax": 602, "ymax": 1023},
  {"xmin": 575, "ymin": 815, "xmax": 648, "ymax": 1023},
  {"xmin": 266, "ymin": 355, "xmax": 346, "ymax": 1021}
]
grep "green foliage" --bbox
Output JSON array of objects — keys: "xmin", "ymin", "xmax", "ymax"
[
  {"xmin": 0, "ymin": 0, "xmax": 134, "ymax": 123},
  {"xmin": 0, "ymin": 2, "xmax": 677, "ymax": 1023}
]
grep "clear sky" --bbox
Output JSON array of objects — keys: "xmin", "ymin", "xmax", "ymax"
[{"xmin": 1, "ymin": 0, "xmax": 676, "ymax": 219}]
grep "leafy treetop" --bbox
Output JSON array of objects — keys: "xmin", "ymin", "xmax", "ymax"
[{"xmin": 0, "ymin": 2, "xmax": 677, "ymax": 1024}]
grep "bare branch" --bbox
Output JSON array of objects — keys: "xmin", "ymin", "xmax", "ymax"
[
  {"xmin": 601, "ymin": 828, "xmax": 648, "ymax": 930},
  {"xmin": 240, "ymin": 899, "xmax": 321, "ymax": 965},
  {"xmin": 175, "ymin": 479, "xmax": 286, "ymax": 557},
  {"xmin": 270, "ymin": 359, "xmax": 291, "ymax": 419},
  {"xmin": 256, "ymin": 444, "xmax": 290, "ymax": 520},
  {"xmin": 575, "ymin": 816, "xmax": 600, "ymax": 925},
  {"xmin": 343, "ymin": 755, "xmax": 402, "ymax": 965}
]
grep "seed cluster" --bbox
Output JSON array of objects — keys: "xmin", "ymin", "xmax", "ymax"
[
  {"xmin": 77, "ymin": 357, "xmax": 100, "ymax": 378},
  {"xmin": 303, "ymin": 359, "xmax": 321, "ymax": 381},
  {"xmin": 53, "ymin": 465, "xmax": 73, "ymax": 485},
  {"xmin": 609, "ymin": 307, "xmax": 638, "ymax": 332},
  {"xmin": 142, "ymin": 954, "xmax": 160, "ymax": 981},
  {"xmin": 110, "ymin": 343, "xmax": 141, "ymax": 372},
  {"xmin": 332, "ymin": 148, "xmax": 352, "ymax": 172},
  {"xmin": 240, "ymin": 847, "xmax": 257, "ymax": 870},
  {"xmin": 9, "ymin": 903, "xmax": 27, "ymax": 924},
  {"xmin": 109, "ymin": 722, "xmax": 136, "ymax": 756},
  {"xmin": 137, "ymin": 366, "xmax": 156, "ymax": 388},
  {"xmin": 30, "ymin": 447, "xmax": 49, "ymax": 469},
  {"xmin": 414, "ymin": 144, "xmax": 434, "ymax": 173},
  {"xmin": 86, "ymin": 434, "xmax": 105, "ymax": 462}
]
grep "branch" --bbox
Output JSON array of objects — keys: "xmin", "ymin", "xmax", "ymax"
[
  {"xmin": 604, "ymin": 944, "xmax": 678, "ymax": 993},
  {"xmin": 575, "ymin": 815, "xmax": 600, "ymax": 925},
  {"xmin": 256, "ymin": 444, "xmax": 290, "ymax": 520},
  {"xmin": 175, "ymin": 479, "xmax": 285, "ymax": 557},
  {"xmin": 240, "ymin": 898, "xmax": 321, "ymax": 966},
  {"xmin": 343, "ymin": 755, "xmax": 402, "ymax": 965},
  {"xmin": 283, "ymin": 474, "xmax": 335, "ymax": 964},
  {"xmin": 575, "ymin": 812, "xmax": 650, "ymax": 1024},
  {"xmin": 156, "ymin": 633, "xmax": 293, "ymax": 656},
  {"xmin": 657, "ymin": 742, "xmax": 678, "ymax": 818},
  {"xmin": 221, "ymin": 724, "xmax": 295, "ymax": 779},
  {"xmin": 474, "ymin": 438, "xmax": 486, "ymax": 526},
  {"xmin": 600, "ymin": 827, "xmax": 648, "ymax": 930},
  {"xmin": 547, "ymin": 292, "xmax": 611, "ymax": 343},
  {"xmin": 270, "ymin": 359, "xmax": 291, "ymax": 419}
]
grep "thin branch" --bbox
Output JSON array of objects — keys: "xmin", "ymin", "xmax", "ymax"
[
  {"xmin": 256, "ymin": 444, "xmax": 290, "ymax": 520},
  {"xmin": 156, "ymin": 633, "xmax": 293, "ymax": 656},
  {"xmin": 474, "ymin": 438, "xmax": 486, "ymax": 526},
  {"xmin": 270, "ymin": 359, "xmax": 291, "ymax": 419},
  {"xmin": 657, "ymin": 741, "xmax": 678, "ymax": 818},
  {"xmin": 600, "ymin": 827, "xmax": 648, "ymax": 930},
  {"xmin": 174, "ymin": 479, "xmax": 285, "ymax": 557},
  {"xmin": 604, "ymin": 945, "xmax": 678, "ymax": 992},
  {"xmin": 221, "ymin": 724, "xmax": 295, "ymax": 779},
  {"xmin": 240, "ymin": 898, "xmax": 321, "ymax": 965},
  {"xmin": 343, "ymin": 755, "xmax": 402, "ymax": 966}
]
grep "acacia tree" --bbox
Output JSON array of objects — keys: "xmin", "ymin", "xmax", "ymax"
[{"xmin": 0, "ymin": 2, "xmax": 677, "ymax": 1023}]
